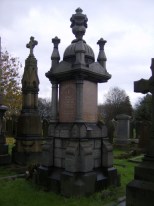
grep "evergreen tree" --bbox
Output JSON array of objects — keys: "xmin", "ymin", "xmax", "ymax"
[{"xmin": 134, "ymin": 94, "xmax": 152, "ymax": 121}]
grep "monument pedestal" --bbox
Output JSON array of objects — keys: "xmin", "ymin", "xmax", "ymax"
[
  {"xmin": 61, "ymin": 171, "xmax": 99, "ymax": 196},
  {"xmin": 37, "ymin": 123, "xmax": 119, "ymax": 196},
  {"xmin": 13, "ymin": 111, "xmax": 42, "ymax": 165},
  {"xmin": 127, "ymin": 157, "xmax": 154, "ymax": 206}
]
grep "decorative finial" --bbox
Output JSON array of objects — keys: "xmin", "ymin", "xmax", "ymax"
[
  {"xmin": 26, "ymin": 36, "xmax": 38, "ymax": 56},
  {"xmin": 52, "ymin": 36, "xmax": 60, "ymax": 49},
  {"xmin": 97, "ymin": 38, "xmax": 107, "ymax": 68},
  {"xmin": 51, "ymin": 36, "xmax": 60, "ymax": 67},
  {"xmin": 70, "ymin": 8, "xmax": 88, "ymax": 41},
  {"xmin": 97, "ymin": 38, "xmax": 107, "ymax": 50}
]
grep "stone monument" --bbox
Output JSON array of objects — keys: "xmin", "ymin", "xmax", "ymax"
[
  {"xmin": 12, "ymin": 37, "xmax": 42, "ymax": 165},
  {"xmin": 126, "ymin": 58, "xmax": 154, "ymax": 205},
  {"xmin": 38, "ymin": 8, "xmax": 119, "ymax": 196},
  {"xmin": 115, "ymin": 114, "xmax": 131, "ymax": 148}
]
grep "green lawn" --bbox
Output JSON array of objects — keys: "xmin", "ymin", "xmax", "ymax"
[{"xmin": 0, "ymin": 159, "xmax": 137, "ymax": 206}]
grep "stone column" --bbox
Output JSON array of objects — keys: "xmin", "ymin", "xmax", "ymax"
[
  {"xmin": 51, "ymin": 81, "xmax": 58, "ymax": 121},
  {"xmin": 75, "ymin": 78, "xmax": 83, "ymax": 122}
]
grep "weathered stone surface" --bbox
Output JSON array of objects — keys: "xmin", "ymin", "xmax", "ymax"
[
  {"xmin": 127, "ymin": 180, "xmax": 154, "ymax": 206},
  {"xmin": 59, "ymin": 80, "xmax": 76, "ymax": 122},
  {"xmin": 61, "ymin": 171, "xmax": 96, "ymax": 196},
  {"xmin": 55, "ymin": 139, "xmax": 62, "ymax": 148},
  {"xmin": 83, "ymin": 81, "xmax": 98, "ymax": 122},
  {"xmin": 41, "ymin": 139, "xmax": 53, "ymax": 167},
  {"xmin": 102, "ymin": 138, "xmax": 113, "ymax": 168}
]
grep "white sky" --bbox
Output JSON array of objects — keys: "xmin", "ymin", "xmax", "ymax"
[{"xmin": 1, "ymin": 0, "xmax": 153, "ymax": 106}]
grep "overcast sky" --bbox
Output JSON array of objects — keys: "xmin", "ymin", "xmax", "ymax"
[{"xmin": 1, "ymin": 0, "xmax": 154, "ymax": 106}]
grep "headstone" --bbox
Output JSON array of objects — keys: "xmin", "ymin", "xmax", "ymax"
[
  {"xmin": 12, "ymin": 37, "xmax": 42, "ymax": 165},
  {"xmin": 115, "ymin": 114, "xmax": 131, "ymax": 148},
  {"xmin": 126, "ymin": 58, "xmax": 154, "ymax": 205},
  {"xmin": 37, "ymin": 8, "xmax": 119, "ymax": 196}
]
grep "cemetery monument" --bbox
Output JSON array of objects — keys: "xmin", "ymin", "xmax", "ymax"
[
  {"xmin": 115, "ymin": 114, "xmax": 131, "ymax": 148},
  {"xmin": 12, "ymin": 37, "xmax": 42, "ymax": 165},
  {"xmin": 126, "ymin": 58, "xmax": 154, "ymax": 205},
  {"xmin": 37, "ymin": 8, "xmax": 119, "ymax": 196}
]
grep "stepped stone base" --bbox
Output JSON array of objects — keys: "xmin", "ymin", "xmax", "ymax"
[
  {"xmin": 126, "ymin": 157, "xmax": 154, "ymax": 206},
  {"xmin": 127, "ymin": 180, "xmax": 154, "ymax": 206},
  {"xmin": 37, "ymin": 166, "xmax": 119, "ymax": 196}
]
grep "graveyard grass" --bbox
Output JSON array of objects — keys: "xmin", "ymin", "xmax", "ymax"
[{"xmin": 0, "ymin": 142, "xmax": 137, "ymax": 206}]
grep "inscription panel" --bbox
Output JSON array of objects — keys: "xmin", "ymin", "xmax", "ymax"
[
  {"xmin": 59, "ymin": 80, "xmax": 76, "ymax": 122},
  {"xmin": 83, "ymin": 81, "xmax": 98, "ymax": 122}
]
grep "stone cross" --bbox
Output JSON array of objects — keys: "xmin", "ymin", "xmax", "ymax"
[
  {"xmin": 134, "ymin": 58, "xmax": 154, "ymax": 155},
  {"xmin": 26, "ymin": 36, "xmax": 38, "ymax": 56}
]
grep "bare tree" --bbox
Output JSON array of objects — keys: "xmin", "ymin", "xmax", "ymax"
[
  {"xmin": 98, "ymin": 87, "xmax": 133, "ymax": 123},
  {"xmin": 38, "ymin": 98, "xmax": 52, "ymax": 120}
]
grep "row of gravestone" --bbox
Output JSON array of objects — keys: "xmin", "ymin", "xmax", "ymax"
[
  {"xmin": 108, "ymin": 114, "xmax": 150, "ymax": 152},
  {"xmin": 4, "ymin": 114, "xmax": 150, "ymax": 152}
]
